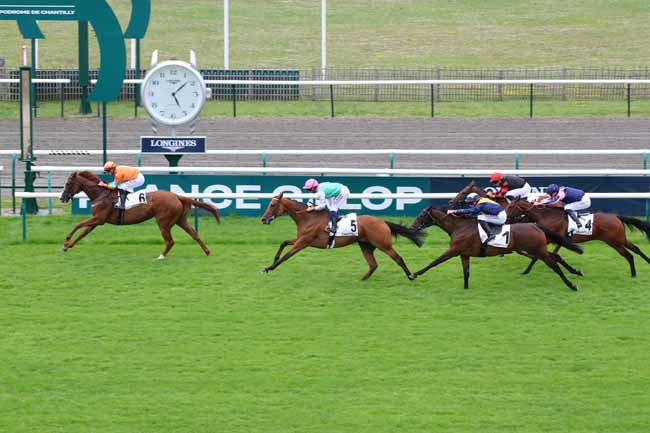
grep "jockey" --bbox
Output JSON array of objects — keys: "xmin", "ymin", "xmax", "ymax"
[
  {"xmin": 488, "ymin": 172, "xmax": 531, "ymax": 202},
  {"xmin": 303, "ymin": 178, "xmax": 350, "ymax": 239},
  {"xmin": 99, "ymin": 161, "xmax": 145, "ymax": 209},
  {"xmin": 535, "ymin": 184, "xmax": 591, "ymax": 228},
  {"xmin": 448, "ymin": 192, "xmax": 506, "ymax": 244}
]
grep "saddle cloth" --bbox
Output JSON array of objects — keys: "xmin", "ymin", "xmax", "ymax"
[
  {"xmin": 567, "ymin": 213, "xmax": 594, "ymax": 236},
  {"xmin": 116, "ymin": 191, "xmax": 148, "ymax": 210},
  {"xmin": 477, "ymin": 223, "xmax": 511, "ymax": 248},
  {"xmin": 329, "ymin": 213, "xmax": 359, "ymax": 237}
]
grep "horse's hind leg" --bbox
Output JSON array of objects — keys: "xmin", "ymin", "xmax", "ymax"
[
  {"xmin": 522, "ymin": 245, "xmax": 560, "ymax": 275},
  {"xmin": 380, "ymin": 247, "xmax": 413, "ymax": 279},
  {"xmin": 156, "ymin": 224, "xmax": 175, "ymax": 259},
  {"xmin": 460, "ymin": 255, "xmax": 471, "ymax": 289},
  {"xmin": 625, "ymin": 241, "xmax": 650, "ymax": 265},
  {"xmin": 539, "ymin": 253, "xmax": 578, "ymax": 291},
  {"xmin": 177, "ymin": 217, "xmax": 211, "ymax": 255},
  {"xmin": 549, "ymin": 252, "xmax": 583, "ymax": 276},
  {"xmin": 359, "ymin": 242, "xmax": 378, "ymax": 281},
  {"xmin": 612, "ymin": 244, "xmax": 636, "ymax": 277}
]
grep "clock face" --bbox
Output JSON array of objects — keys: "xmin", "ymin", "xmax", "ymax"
[{"xmin": 141, "ymin": 61, "xmax": 206, "ymax": 126}]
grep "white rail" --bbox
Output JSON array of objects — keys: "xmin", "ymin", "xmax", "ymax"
[
  {"xmin": 1, "ymin": 149, "xmax": 650, "ymax": 156},
  {"xmin": 14, "ymin": 192, "xmax": 650, "ymax": 200},
  {"xmin": 0, "ymin": 79, "xmax": 71, "ymax": 84},
  {"xmin": 93, "ymin": 79, "xmax": 650, "ymax": 85},
  {"xmin": 27, "ymin": 165, "xmax": 650, "ymax": 176},
  {"xmin": 16, "ymin": 191, "xmax": 650, "ymax": 200}
]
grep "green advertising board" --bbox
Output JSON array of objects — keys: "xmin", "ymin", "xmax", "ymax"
[{"xmin": 73, "ymin": 175, "xmax": 431, "ymax": 216}]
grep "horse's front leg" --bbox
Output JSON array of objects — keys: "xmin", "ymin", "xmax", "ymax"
[
  {"xmin": 261, "ymin": 239, "xmax": 309, "ymax": 274},
  {"xmin": 63, "ymin": 225, "xmax": 99, "ymax": 251},
  {"xmin": 409, "ymin": 247, "xmax": 459, "ymax": 280},
  {"xmin": 63, "ymin": 217, "xmax": 102, "ymax": 251},
  {"xmin": 272, "ymin": 239, "xmax": 296, "ymax": 263}
]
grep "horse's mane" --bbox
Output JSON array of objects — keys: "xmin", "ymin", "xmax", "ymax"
[
  {"xmin": 280, "ymin": 196, "xmax": 308, "ymax": 207},
  {"xmin": 77, "ymin": 171, "xmax": 101, "ymax": 183}
]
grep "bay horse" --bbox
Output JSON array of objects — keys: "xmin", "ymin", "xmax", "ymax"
[
  {"xmin": 260, "ymin": 194, "xmax": 425, "ymax": 280},
  {"xmin": 449, "ymin": 180, "xmax": 509, "ymax": 208},
  {"xmin": 409, "ymin": 206, "xmax": 583, "ymax": 291},
  {"xmin": 506, "ymin": 199, "xmax": 650, "ymax": 277},
  {"xmin": 59, "ymin": 171, "xmax": 220, "ymax": 258}
]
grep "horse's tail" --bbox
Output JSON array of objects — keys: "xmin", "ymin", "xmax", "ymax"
[
  {"xmin": 539, "ymin": 226, "xmax": 583, "ymax": 255},
  {"xmin": 180, "ymin": 197, "xmax": 221, "ymax": 223},
  {"xmin": 385, "ymin": 221, "xmax": 426, "ymax": 248},
  {"xmin": 617, "ymin": 216, "xmax": 650, "ymax": 238}
]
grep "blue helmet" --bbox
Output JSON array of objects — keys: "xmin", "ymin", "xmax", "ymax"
[
  {"xmin": 465, "ymin": 193, "xmax": 481, "ymax": 203},
  {"xmin": 547, "ymin": 184, "xmax": 560, "ymax": 195}
]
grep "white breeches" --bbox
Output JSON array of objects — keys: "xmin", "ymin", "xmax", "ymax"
[
  {"xmin": 324, "ymin": 186, "xmax": 350, "ymax": 212},
  {"xmin": 564, "ymin": 195, "xmax": 591, "ymax": 211},
  {"xmin": 117, "ymin": 173, "xmax": 145, "ymax": 192},
  {"xmin": 505, "ymin": 183, "xmax": 532, "ymax": 201},
  {"xmin": 478, "ymin": 211, "xmax": 507, "ymax": 225}
]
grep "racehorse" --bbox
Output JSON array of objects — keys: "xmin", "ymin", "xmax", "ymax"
[
  {"xmin": 59, "ymin": 171, "xmax": 220, "ymax": 259},
  {"xmin": 506, "ymin": 199, "xmax": 650, "ymax": 277},
  {"xmin": 409, "ymin": 206, "xmax": 584, "ymax": 291},
  {"xmin": 260, "ymin": 194, "xmax": 425, "ymax": 280},
  {"xmin": 449, "ymin": 180, "xmax": 509, "ymax": 208}
]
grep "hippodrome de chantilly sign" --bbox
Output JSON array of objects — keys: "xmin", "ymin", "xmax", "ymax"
[{"xmin": 0, "ymin": 0, "xmax": 150, "ymax": 101}]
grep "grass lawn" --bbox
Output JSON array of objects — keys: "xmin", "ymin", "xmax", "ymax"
[
  {"xmin": 0, "ymin": 1, "xmax": 649, "ymax": 69},
  {"xmin": 1, "ymin": 98, "xmax": 649, "ymax": 119},
  {"xmin": 1, "ymin": 213, "xmax": 650, "ymax": 432}
]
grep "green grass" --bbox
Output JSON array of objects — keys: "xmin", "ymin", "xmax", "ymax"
[
  {"xmin": 1, "ymin": 1, "xmax": 649, "ymax": 69},
  {"xmin": 1, "ymin": 214, "xmax": 650, "ymax": 432},
  {"xmin": 2, "ymin": 98, "xmax": 649, "ymax": 119}
]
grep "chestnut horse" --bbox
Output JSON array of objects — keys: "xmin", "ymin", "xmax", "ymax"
[
  {"xmin": 60, "ymin": 171, "xmax": 220, "ymax": 258},
  {"xmin": 409, "ymin": 206, "xmax": 583, "ymax": 291},
  {"xmin": 449, "ymin": 180, "xmax": 509, "ymax": 208},
  {"xmin": 506, "ymin": 199, "xmax": 650, "ymax": 277},
  {"xmin": 260, "ymin": 194, "xmax": 425, "ymax": 280}
]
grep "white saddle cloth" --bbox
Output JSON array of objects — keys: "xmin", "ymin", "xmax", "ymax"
[
  {"xmin": 329, "ymin": 213, "xmax": 359, "ymax": 237},
  {"xmin": 478, "ymin": 223, "xmax": 511, "ymax": 248},
  {"xmin": 117, "ymin": 191, "xmax": 148, "ymax": 210},
  {"xmin": 568, "ymin": 213, "xmax": 594, "ymax": 236}
]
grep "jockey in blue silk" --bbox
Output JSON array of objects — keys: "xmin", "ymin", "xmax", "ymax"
[
  {"xmin": 447, "ymin": 193, "xmax": 506, "ymax": 244},
  {"xmin": 535, "ymin": 184, "xmax": 591, "ymax": 228}
]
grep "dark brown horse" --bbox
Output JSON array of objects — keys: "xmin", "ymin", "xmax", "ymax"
[
  {"xmin": 506, "ymin": 199, "xmax": 650, "ymax": 277},
  {"xmin": 260, "ymin": 194, "xmax": 425, "ymax": 280},
  {"xmin": 409, "ymin": 206, "xmax": 583, "ymax": 291},
  {"xmin": 60, "ymin": 171, "xmax": 220, "ymax": 258},
  {"xmin": 449, "ymin": 180, "xmax": 509, "ymax": 208}
]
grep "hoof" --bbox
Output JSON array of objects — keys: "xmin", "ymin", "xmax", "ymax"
[
  {"xmin": 408, "ymin": 274, "xmax": 417, "ymax": 281},
  {"xmin": 205, "ymin": 250, "xmax": 211, "ymax": 256},
  {"xmin": 60, "ymin": 246, "xmax": 67, "ymax": 252},
  {"xmin": 260, "ymin": 268, "xmax": 269, "ymax": 274},
  {"xmin": 570, "ymin": 285, "xmax": 578, "ymax": 292},
  {"xmin": 577, "ymin": 270, "xmax": 584, "ymax": 277},
  {"xmin": 157, "ymin": 254, "xmax": 166, "ymax": 260}
]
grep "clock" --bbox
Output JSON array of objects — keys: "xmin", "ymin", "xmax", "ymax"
[{"xmin": 141, "ymin": 60, "xmax": 207, "ymax": 126}]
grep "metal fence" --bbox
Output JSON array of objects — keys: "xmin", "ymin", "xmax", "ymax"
[{"xmin": 3, "ymin": 66, "xmax": 650, "ymax": 102}]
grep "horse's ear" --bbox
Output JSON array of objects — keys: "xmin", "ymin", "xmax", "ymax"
[
  {"xmin": 469, "ymin": 180, "xmax": 476, "ymax": 187},
  {"xmin": 278, "ymin": 192, "xmax": 284, "ymax": 198}
]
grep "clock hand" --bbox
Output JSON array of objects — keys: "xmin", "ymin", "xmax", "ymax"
[
  {"xmin": 174, "ymin": 82, "xmax": 188, "ymax": 94},
  {"xmin": 173, "ymin": 94, "xmax": 180, "ymax": 107}
]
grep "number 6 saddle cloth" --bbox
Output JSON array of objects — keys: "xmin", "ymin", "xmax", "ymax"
[
  {"xmin": 477, "ymin": 223, "xmax": 512, "ymax": 248},
  {"xmin": 328, "ymin": 213, "xmax": 359, "ymax": 237},
  {"xmin": 567, "ymin": 213, "xmax": 594, "ymax": 236},
  {"xmin": 115, "ymin": 191, "xmax": 148, "ymax": 210}
]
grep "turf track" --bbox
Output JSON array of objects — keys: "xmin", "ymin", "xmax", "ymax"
[{"xmin": 1, "ymin": 215, "xmax": 650, "ymax": 432}]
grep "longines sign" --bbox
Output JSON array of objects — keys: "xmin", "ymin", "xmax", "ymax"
[
  {"xmin": 140, "ymin": 136, "xmax": 207, "ymax": 154},
  {"xmin": 0, "ymin": 0, "xmax": 150, "ymax": 101}
]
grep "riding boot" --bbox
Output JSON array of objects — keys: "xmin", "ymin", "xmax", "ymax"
[
  {"xmin": 116, "ymin": 189, "xmax": 128, "ymax": 210},
  {"xmin": 479, "ymin": 220, "xmax": 496, "ymax": 245},
  {"xmin": 567, "ymin": 210, "xmax": 582, "ymax": 228},
  {"xmin": 327, "ymin": 211, "xmax": 338, "ymax": 249}
]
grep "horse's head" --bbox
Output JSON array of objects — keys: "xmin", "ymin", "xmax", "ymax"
[
  {"xmin": 261, "ymin": 194, "xmax": 286, "ymax": 224},
  {"xmin": 449, "ymin": 180, "xmax": 484, "ymax": 207},
  {"xmin": 60, "ymin": 172, "xmax": 82, "ymax": 203},
  {"xmin": 505, "ymin": 199, "xmax": 533, "ymax": 224},
  {"xmin": 411, "ymin": 205, "xmax": 447, "ymax": 230}
]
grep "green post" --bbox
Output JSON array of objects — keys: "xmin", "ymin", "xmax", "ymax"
[
  {"xmin": 643, "ymin": 152, "xmax": 647, "ymax": 171},
  {"xmin": 78, "ymin": 21, "xmax": 92, "ymax": 114},
  {"xmin": 135, "ymin": 38, "xmax": 141, "ymax": 117},
  {"xmin": 31, "ymin": 38, "xmax": 37, "ymax": 117},
  {"xmin": 47, "ymin": 171, "xmax": 52, "ymax": 215},
  {"xmin": 137, "ymin": 152, "xmax": 142, "ymax": 167},
  {"xmin": 330, "ymin": 85, "xmax": 335, "ymax": 118},
  {"xmin": 19, "ymin": 67, "xmax": 38, "ymax": 214},
  {"xmin": 389, "ymin": 152, "xmax": 395, "ymax": 177},
  {"xmin": 627, "ymin": 84, "xmax": 631, "ymax": 117},
  {"xmin": 102, "ymin": 102, "xmax": 108, "ymax": 164},
  {"xmin": 60, "ymin": 82, "xmax": 65, "ymax": 118},
  {"xmin": 529, "ymin": 84, "xmax": 534, "ymax": 118},
  {"xmin": 11, "ymin": 153, "xmax": 16, "ymax": 214},
  {"xmin": 232, "ymin": 84, "xmax": 237, "ymax": 117},
  {"xmin": 515, "ymin": 153, "xmax": 520, "ymax": 170},
  {"xmin": 430, "ymin": 84, "xmax": 435, "ymax": 118},
  {"xmin": 23, "ymin": 161, "xmax": 38, "ymax": 214},
  {"xmin": 21, "ymin": 200, "xmax": 27, "ymax": 241},
  {"xmin": 164, "ymin": 155, "xmax": 183, "ymax": 175},
  {"xmin": 261, "ymin": 152, "xmax": 267, "ymax": 175}
]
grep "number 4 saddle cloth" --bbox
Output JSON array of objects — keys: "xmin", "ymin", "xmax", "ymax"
[
  {"xmin": 477, "ymin": 223, "xmax": 512, "ymax": 248},
  {"xmin": 328, "ymin": 213, "xmax": 359, "ymax": 237},
  {"xmin": 567, "ymin": 213, "xmax": 594, "ymax": 236}
]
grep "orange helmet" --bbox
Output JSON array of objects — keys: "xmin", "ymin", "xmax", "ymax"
[
  {"xmin": 103, "ymin": 161, "xmax": 116, "ymax": 171},
  {"xmin": 489, "ymin": 172, "xmax": 503, "ymax": 183}
]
